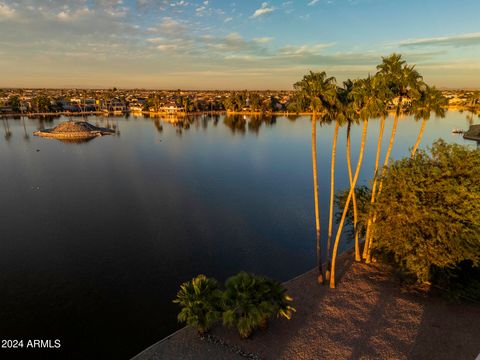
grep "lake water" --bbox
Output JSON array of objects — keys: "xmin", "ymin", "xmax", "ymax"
[{"xmin": 0, "ymin": 111, "xmax": 476, "ymax": 359}]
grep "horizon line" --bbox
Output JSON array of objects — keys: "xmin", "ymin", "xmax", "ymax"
[{"xmin": 1, "ymin": 86, "xmax": 479, "ymax": 92}]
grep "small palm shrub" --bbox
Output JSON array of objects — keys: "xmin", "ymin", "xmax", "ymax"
[
  {"xmin": 222, "ymin": 272, "xmax": 295, "ymax": 338},
  {"xmin": 173, "ymin": 274, "xmax": 222, "ymax": 335},
  {"xmin": 259, "ymin": 277, "xmax": 296, "ymax": 322}
]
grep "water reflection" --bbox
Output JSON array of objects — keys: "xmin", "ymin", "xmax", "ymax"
[
  {"xmin": 0, "ymin": 112, "xmax": 476, "ymax": 360},
  {"xmin": 55, "ymin": 137, "xmax": 96, "ymax": 144},
  {"xmin": 1, "ymin": 112, "xmax": 478, "ymax": 148},
  {"xmin": 223, "ymin": 115, "xmax": 246, "ymax": 133},
  {"xmin": 21, "ymin": 118, "xmax": 30, "ymax": 141},
  {"xmin": 2, "ymin": 118, "xmax": 12, "ymax": 141},
  {"xmin": 153, "ymin": 118, "xmax": 163, "ymax": 133},
  {"xmin": 132, "ymin": 113, "xmax": 280, "ymax": 135},
  {"xmin": 221, "ymin": 114, "xmax": 278, "ymax": 134}
]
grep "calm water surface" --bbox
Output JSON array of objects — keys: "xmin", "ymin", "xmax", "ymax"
[{"xmin": 0, "ymin": 112, "xmax": 476, "ymax": 359}]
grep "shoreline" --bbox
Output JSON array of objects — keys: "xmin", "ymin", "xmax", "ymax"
[
  {"xmin": 0, "ymin": 111, "xmax": 104, "ymax": 117},
  {"xmin": 130, "ymin": 256, "xmax": 480, "ymax": 360},
  {"xmin": 130, "ymin": 250, "xmax": 354, "ymax": 360},
  {"xmin": 0, "ymin": 110, "xmax": 228, "ymax": 117},
  {"xmin": 0, "ymin": 106, "xmax": 476, "ymax": 118}
]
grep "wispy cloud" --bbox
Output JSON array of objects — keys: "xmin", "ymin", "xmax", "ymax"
[
  {"xmin": 56, "ymin": 7, "xmax": 92, "ymax": 22},
  {"xmin": 251, "ymin": 2, "xmax": 275, "ymax": 18},
  {"xmin": 0, "ymin": 2, "xmax": 16, "ymax": 19},
  {"xmin": 399, "ymin": 32, "xmax": 480, "ymax": 48},
  {"xmin": 278, "ymin": 43, "xmax": 334, "ymax": 55},
  {"xmin": 148, "ymin": 16, "xmax": 187, "ymax": 33},
  {"xmin": 0, "ymin": 0, "xmax": 479, "ymax": 88},
  {"xmin": 253, "ymin": 37, "xmax": 274, "ymax": 44}
]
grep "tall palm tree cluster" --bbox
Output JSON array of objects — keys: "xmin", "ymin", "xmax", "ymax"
[{"xmin": 292, "ymin": 54, "xmax": 447, "ymax": 288}]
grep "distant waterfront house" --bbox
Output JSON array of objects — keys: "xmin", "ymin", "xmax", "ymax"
[
  {"xmin": 0, "ymin": 105, "xmax": 13, "ymax": 113},
  {"xmin": 158, "ymin": 103, "xmax": 184, "ymax": 114},
  {"xmin": 392, "ymin": 96, "xmax": 412, "ymax": 107},
  {"xmin": 102, "ymin": 99, "xmax": 127, "ymax": 113},
  {"xmin": 447, "ymin": 96, "xmax": 464, "ymax": 106},
  {"xmin": 111, "ymin": 103, "xmax": 126, "ymax": 113},
  {"xmin": 64, "ymin": 102, "xmax": 82, "ymax": 112},
  {"xmin": 20, "ymin": 102, "xmax": 29, "ymax": 112},
  {"xmin": 129, "ymin": 103, "xmax": 143, "ymax": 112}
]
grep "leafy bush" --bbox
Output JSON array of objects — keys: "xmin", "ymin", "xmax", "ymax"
[
  {"xmin": 222, "ymin": 272, "xmax": 295, "ymax": 338},
  {"xmin": 173, "ymin": 275, "xmax": 222, "ymax": 334},
  {"xmin": 431, "ymin": 261, "xmax": 480, "ymax": 301},
  {"xmin": 174, "ymin": 272, "xmax": 295, "ymax": 338},
  {"xmin": 259, "ymin": 277, "xmax": 296, "ymax": 321},
  {"xmin": 370, "ymin": 140, "xmax": 480, "ymax": 285}
]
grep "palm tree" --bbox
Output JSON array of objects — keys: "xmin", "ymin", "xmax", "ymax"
[
  {"xmin": 310, "ymin": 116, "xmax": 322, "ymax": 282},
  {"xmin": 174, "ymin": 274, "xmax": 222, "ymax": 335},
  {"xmin": 325, "ymin": 81, "xmax": 352, "ymax": 281},
  {"xmin": 345, "ymin": 120, "xmax": 359, "ymax": 259},
  {"xmin": 410, "ymin": 86, "xmax": 447, "ymax": 157},
  {"xmin": 181, "ymin": 96, "xmax": 190, "ymax": 114},
  {"xmin": 329, "ymin": 75, "xmax": 385, "ymax": 288},
  {"xmin": 464, "ymin": 91, "xmax": 479, "ymax": 126},
  {"xmin": 364, "ymin": 54, "xmax": 424, "ymax": 262},
  {"xmin": 327, "ymin": 119, "xmax": 340, "ymax": 265},
  {"xmin": 361, "ymin": 114, "xmax": 386, "ymax": 260},
  {"xmin": 222, "ymin": 272, "xmax": 294, "ymax": 338},
  {"xmin": 294, "ymin": 71, "xmax": 337, "ymax": 284}
]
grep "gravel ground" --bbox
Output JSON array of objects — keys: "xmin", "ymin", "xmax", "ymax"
[{"xmin": 132, "ymin": 259, "xmax": 480, "ymax": 360}]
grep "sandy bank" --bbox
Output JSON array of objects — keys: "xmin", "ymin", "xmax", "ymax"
[{"xmin": 132, "ymin": 259, "xmax": 480, "ymax": 360}]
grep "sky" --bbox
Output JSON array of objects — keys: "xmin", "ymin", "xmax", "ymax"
[{"xmin": 0, "ymin": 0, "xmax": 479, "ymax": 89}]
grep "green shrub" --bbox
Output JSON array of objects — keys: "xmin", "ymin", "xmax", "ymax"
[
  {"xmin": 222, "ymin": 272, "xmax": 295, "ymax": 338},
  {"xmin": 431, "ymin": 261, "xmax": 480, "ymax": 301},
  {"xmin": 174, "ymin": 272, "xmax": 295, "ymax": 338},
  {"xmin": 369, "ymin": 140, "xmax": 480, "ymax": 287},
  {"xmin": 173, "ymin": 274, "xmax": 222, "ymax": 335},
  {"xmin": 258, "ymin": 277, "xmax": 296, "ymax": 322}
]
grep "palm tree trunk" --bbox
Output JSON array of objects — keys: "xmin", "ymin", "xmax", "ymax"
[
  {"xmin": 365, "ymin": 113, "xmax": 400, "ymax": 263},
  {"xmin": 346, "ymin": 122, "xmax": 360, "ymax": 261},
  {"xmin": 330, "ymin": 118, "xmax": 368, "ymax": 288},
  {"xmin": 362, "ymin": 116, "xmax": 386, "ymax": 259},
  {"xmin": 326, "ymin": 121, "xmax": 340, "ymax": 281},
  {"xmin": 311, "ymin": 115, "xmax": 323, "ymax": 284},
  {"xmin": 411, "ymin": 119, "xmax": 427, "ymax": 157}
]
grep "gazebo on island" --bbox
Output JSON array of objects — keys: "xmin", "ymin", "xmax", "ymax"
[{"xmin": 33, "ymin": 121, "xmax": 115, "ymax": 141}]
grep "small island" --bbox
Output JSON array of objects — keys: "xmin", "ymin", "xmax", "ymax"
[
  {"xmin": 464, "ymin": 124, "xmax": 480, "ymax": 141},
  {"xmin": 33, "ymin": 120, "xmax": 115, "ymax": 140}
]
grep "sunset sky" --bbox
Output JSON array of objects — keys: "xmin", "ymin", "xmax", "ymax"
[{"xmin": 1, "ymin": 0, "xmax": 479, "ymax": 89}]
